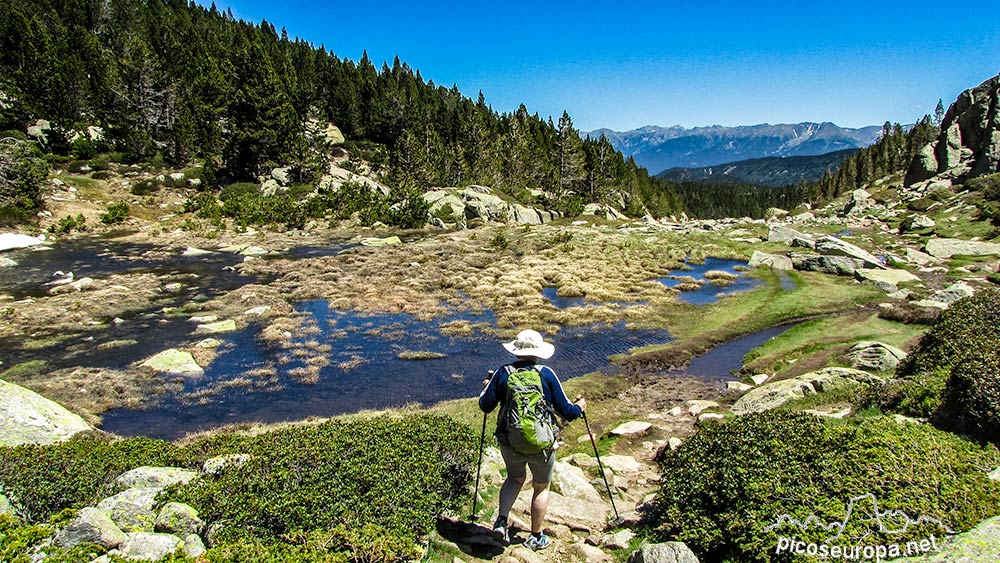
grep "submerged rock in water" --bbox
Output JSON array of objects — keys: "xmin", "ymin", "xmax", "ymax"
[
  {"xmin": 140, "ymin": 349, "xmax": 203, "ymax": 375},
  {"xmin": 194, "ymin": 319, "xmax": 237, "ymax": 334},
  {"xmin": 0, "ymin": 378, "xmax": 95, "ymax": 446}
]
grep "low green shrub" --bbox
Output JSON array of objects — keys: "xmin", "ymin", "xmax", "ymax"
[
  {"xmin": 643, "ymin": 411, "xmax": 1000, "ymax": 563},
  {"xmin": 100, "ymin": 201, "xmax": 129, "ymax": 224},
  {"xmin": 172, "ymin": 416, "xmax": 476, "ymax": 561},
  {"xmin": 0, "ymin": 138, "xmax": 48, "ymax": 226},
  {"xmin": 971, "ymin": 173, "xmax": 1000, "ymax": 226},
  {"xmin": 49, "ymin": 214, "xmax": 87, "ymax": 234},
  {"xmin": 941, "ymin": 355, "xmax": 1000, "ymax": 442},
  {"xmin": 130, "ymin": 178, "xmax": 161, "ymax": 196},
  {"xmin": 879, "ymin": 289, "xmax": 1000, "ymax": 419},
  {"xmin": 0, "ymin": 436, "xmax": 197, "ymax": 523}
]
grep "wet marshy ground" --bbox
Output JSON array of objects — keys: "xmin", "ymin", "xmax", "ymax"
[{"xmin": 100, "ymin": 300, "xmax": 673, "ymax": 440}]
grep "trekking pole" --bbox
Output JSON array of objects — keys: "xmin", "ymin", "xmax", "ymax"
[
  {"xmin": 582, "ymin": 410, "xmax": 621, "ymax": 523},
  {"xmin": 470, "ymin": 407, "xmax": 488, "ymax": 523},
  {"xmin": 470, "ymin": 370, "xmax": 496, "ymax": 523}
]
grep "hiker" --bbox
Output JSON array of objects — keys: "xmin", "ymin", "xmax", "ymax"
[{"xmin": 478, "ymin": 329, "xmax": 586, "ymax": 551}]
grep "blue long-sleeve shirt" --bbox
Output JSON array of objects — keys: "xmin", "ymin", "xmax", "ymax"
[{"xmin": 478, "ymin": 360, "xmax": 582, "ymax": 427}]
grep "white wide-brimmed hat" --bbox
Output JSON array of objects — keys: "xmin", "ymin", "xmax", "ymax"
[{"xmin": 503, "ymin": 329, "xmax": 555, "ymax": 359}]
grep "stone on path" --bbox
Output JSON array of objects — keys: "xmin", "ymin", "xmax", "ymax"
[
  {"xmin": 513, "ymin": 490, "xmax": 609, "ymax": 532},
  {"xmin": 732, "ymin": 368, "xmax": 884, "ymax": 415},
  {"xmin": 0, "ymin": 378, "xmax": 94, "ymax": 446},
  {"xmin": 668, "ymin": 437, "xmax": 683, "ymax": 451},
  {"xmin": 140, "ymin": 349, "xmax": 203, "ymax": 375},
  {"xmin": 601, "ymin": 454, "xmax": 642, "ymax": 474},
  {"xmin": 686, "ymin": 400, "xmax": 719, "ymax": 416},
  {"xmin": 600, "ymin": 529, "xmax": 636, "ymax": 550},
  {"xmin": 610, "ymin": 421, "xmax": 653, "ymax": 437},
  {"xmin": 570, "ymin": 541, "xmax": 611, "ymax": 562},
  {"xmin": 627, "ymin": 542, "xmax": 701, "ymax": 563},
  {"xmin": 553, "ymin": 461, "xmax": 603, "ymax": 504}
]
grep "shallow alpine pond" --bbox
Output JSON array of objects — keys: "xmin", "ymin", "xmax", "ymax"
[{"xmin": 100, "ymin": 300, "xmax": 673, "ymax": 440}]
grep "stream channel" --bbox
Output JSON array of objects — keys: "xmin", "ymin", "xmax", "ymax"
[{"xmin": 1, "ymin": 236, "xmax": 795, "ymax": 440}]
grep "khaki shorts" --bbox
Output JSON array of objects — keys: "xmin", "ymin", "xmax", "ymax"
[{"xmin": 499, "ymin": 442, "xmax": 556, "ymax": 485}]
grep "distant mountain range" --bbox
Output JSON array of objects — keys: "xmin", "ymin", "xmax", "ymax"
[
  {"xmin": 587, "ymin": 122, "xmax": 882, "ymax": 174},
  {"xmin": 656, "ymin": 149, "xmax": 858, "ymax": 187}
]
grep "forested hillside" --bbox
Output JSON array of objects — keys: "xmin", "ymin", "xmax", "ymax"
[
  {"xmin": 657, "ymin": 149, "xmax": 857, "ymax": 187},
  {"xmin": 0, "ymin": 0, "xmax": 680, "ymax": 220}
]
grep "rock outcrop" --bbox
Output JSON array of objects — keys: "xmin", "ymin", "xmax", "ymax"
[
  {"xmin": 732, "ymin": 368, "xmax": 884, "ymax": 415},
  {"xmin": 423, "ymin": 186, "xmax": 558, "ymax": 225},
  {"xmin": 0, "ymin": 378, "xmax": 94, "ymax": 446},
  {"xmin": 905, "ymin": 73, "xmax": 1000, "ymax": 186}
]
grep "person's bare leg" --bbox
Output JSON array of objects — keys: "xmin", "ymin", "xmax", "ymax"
[
  {"xmin": 498, "ymin": 475, "xmax": 525, "ymax": 519},
  {"xmin": 530, "ymin": 481, "xmax": 550, "ymax": 533}
]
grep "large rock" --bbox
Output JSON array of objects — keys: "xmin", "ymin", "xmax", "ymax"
[
  {"xmin": 360, "ymin": 236, "xmax": 402, "ymax": 247},
  {"xmin": 815, "ymin": 236, "xmax": 883, "ymax": 269},
  {"xmin": 855, "ymin": 268, "xmax": 921, "ymax": 286},
  {"xmin": 846, "ymin": 341, "xmax": 907, "ymax": 373},
  {"xmin": 0, "ymin": 233, "xmax": 45, "ymax": 252},
  {"xmin": 0, "ymin": 378, "xmax": 94, "ymax": 446},
  {"xmin": 900, "ymin": 214, "xmax": 936, "ymax": 233},
  {"xmin": 767, "ymin": 225, "xmax": 811, "ymax": 245},
  {"xmin": 96, "ymin": 487, "xmax": 161, "ymax": 532},
  {"xmin": 749, "ymin": 250, "xmax": 793, "ymax": 271},
  {"xmin": 463, "ymin": 189, "xmax": 510, "ymax": 222},
  {"xmin": 905, "ymin": 74, "xmax": 1000, "ymax": 185},
  {"xmin": 626, "ymin": 542, "xmax": 701, "ymax": 563},
  {"xmin": 513, "ymin": 490, "xmax": 608, "ymax": 531},
  {"xmin": 116, "ymin": 466, "xmax": 198, "ymax": 489},
  {"xmin": 732, "ymin": 368, "xmax": 884, "ymax": 415},
  {"xmin": 582, "ymin": 203, "xmax": 627, "ymax": 221},
  {"xmin": 905, "ymin": 142, "xmax": 939, "ymax": 186},
  {"xmin": 139, "ymin": 349, "xmax": 203, "ymax": 375},
  {"xmin": 610, "ymin": 420, "xmax": 653, "ymax": 436},
  {"xmin": 56, "ymin": 507, "xmax": 127, "ymax": 549},
  {"xmin": 925, "ymin": 237, "xmax": 1000, "ymax": 258},
  {"xmin": 552, "ymin": 461, "xmax": 603, "ymax": 504},
  {"xmin": 791, "ymin": 253, "xmax": 863, "ymax": 276},
  {"xmin": 114, "ymin": 532, "xmax": 185, "ymax": 562},
  {"xmin": 155, "ymin": 502, "xmax": 204, "ymax": 536}
]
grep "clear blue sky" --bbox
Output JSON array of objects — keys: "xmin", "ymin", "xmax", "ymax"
[{"xmin": 199, "ymin": 0, "xmax": 1000, "ymax": 132}]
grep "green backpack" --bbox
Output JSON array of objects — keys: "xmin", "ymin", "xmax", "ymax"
[{"xmin": 501, "ymin": 365, "xmax": 557, "ymax": 454}]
